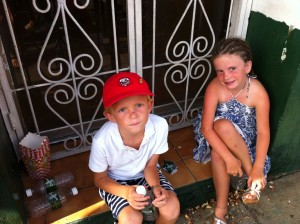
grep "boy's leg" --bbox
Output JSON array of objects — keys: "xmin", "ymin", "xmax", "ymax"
[
  {"xmin": 156, "ymin": 190, "xmax": 180, "ymax": 224},
  {"xmin": 117, "ymin": 206, "xmax": 143, "ymax": 224},
  {"xmin": 155, "ymin": 168, "xmax": 180, "ymax": 224},
  {"xmin": 99, "ymin": 170, "xmax": 179, "ymax": 223},
  {"xmin": 99, "ymin": 189, "xmax": 142, "ymax": 223}
]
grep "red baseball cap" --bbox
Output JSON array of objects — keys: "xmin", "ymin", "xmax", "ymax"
[{"xmin": 103, "ymin": 72, "xmax": 154, "ymax": 108}]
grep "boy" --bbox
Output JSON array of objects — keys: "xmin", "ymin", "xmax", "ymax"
[{"xmin": 89, "ymin": 72, "xmax": 180, "ymax": 224}]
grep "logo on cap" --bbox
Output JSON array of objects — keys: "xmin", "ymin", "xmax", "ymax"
[{"xmin": 118, "ymin": 77, "xmax": 131, "ymax": 87}]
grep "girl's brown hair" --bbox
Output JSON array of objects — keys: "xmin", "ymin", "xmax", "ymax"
[{"xmin": 211, "ymin": 38, "xmax": 252, "ymax": 63}]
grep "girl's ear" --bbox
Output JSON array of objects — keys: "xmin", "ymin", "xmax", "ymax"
[
  {"xmin": 103, "ymin": 111, "xmax": 116, "ymax": 122},
  {"xmin": 246, "ymin": 61, "xmax": 252, "ymax": 73}
]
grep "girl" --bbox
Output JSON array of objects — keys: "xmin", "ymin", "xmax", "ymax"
[{"xmin": 193, "ymin": 38, "xmax": 271, "ymax": 224}]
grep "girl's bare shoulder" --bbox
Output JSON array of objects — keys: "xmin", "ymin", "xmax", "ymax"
[
  {"xmin": 205, "ymin": 78, "xmax": 228, "ymax": 101},
  {"xmin": 247, "ymin": 77, "xmax": 269, "ymax": 105},
  {"xmin": 206, "ymin": 77, "xmax": 223, "ymax": 91},
  {"xmin": 249, "ymin": 78, "xmax": 268, "ymax": 95}
]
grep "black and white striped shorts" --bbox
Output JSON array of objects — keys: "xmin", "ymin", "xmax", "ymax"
[{"xmin": 99, "ymin": 166, "xmax": 174, "ymax": 219}]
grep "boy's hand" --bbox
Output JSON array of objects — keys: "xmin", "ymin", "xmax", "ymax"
[
  {"xmin": 127, "ymin": 186, "xmax": 150, "ymax": 210},
  {"xmin": 152, "ymin": 186, "xmax": 169, "ymax": 208}
]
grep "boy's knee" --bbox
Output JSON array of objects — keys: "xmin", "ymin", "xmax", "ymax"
[
  {"xmin": 170, "ymin": 196, "xmax": 180, "ymax": 218},
  {"xmin": 158, "ymin": 193, "xmax": 180, "ymax": 221},
  {"xmin": 117, "ymin": 206, "xmax": 143, "ymax": 223}
]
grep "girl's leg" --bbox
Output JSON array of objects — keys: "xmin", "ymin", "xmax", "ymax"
[
  {"xmin": 213, "ymin": 119, "xmax": 252, "ymax": 176},
  {"xmin": 211, "ymin": 149, "xmax": 229, "ymax": 222},
  {"xmin": 156, "ymin": 191, "xmax": 180, "ymax": 224},
  {"xmin": 213, "ymin": 119, "xmax": 260, "ymax": 205}
]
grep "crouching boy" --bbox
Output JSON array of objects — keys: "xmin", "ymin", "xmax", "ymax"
[{"xmin": 89, "ymin": 72, "xmax": 180, "ymax": 224}]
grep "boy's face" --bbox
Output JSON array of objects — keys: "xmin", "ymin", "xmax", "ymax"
[{"xmin": 104, "ymin": 95, "xmax": 153, "ymax": 136}]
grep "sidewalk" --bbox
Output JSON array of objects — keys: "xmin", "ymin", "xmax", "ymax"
[{"xmin": 176, "ymin": 171, "xmax": 300, "ymax": 224}]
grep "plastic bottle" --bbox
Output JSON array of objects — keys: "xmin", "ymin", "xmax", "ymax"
[
  {"xmin": 136, "ymin": 185, "xmax": 157, "ymax": 222},
  {"xmin": 26, "ymin": 187, "xmax": 78, "ymax": 218},
  {"xmin": 230, "ymin": 175, "xmax": 247, "ymax": 190},
  {"xmin": 26, "ymin": 172, "xmax": 75, "ymax": 197}
]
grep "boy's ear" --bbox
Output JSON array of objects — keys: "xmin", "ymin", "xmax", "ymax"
[
  {"xmin": 148, "ymin": 99, "xmax": 154, "ymax": 112},
  {"xmin": 103, "ymin": 111, "xmax": 116, "ymax": 122}
]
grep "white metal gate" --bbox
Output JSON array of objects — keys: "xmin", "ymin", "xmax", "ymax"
[{"xmin": 0, "ymin": 0, "xmax": 252, "ymax": 160}]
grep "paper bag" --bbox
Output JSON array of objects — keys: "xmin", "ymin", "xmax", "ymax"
[{"xmin": 19, "ymin": 132, "xmax": 51, "ymax": 180}]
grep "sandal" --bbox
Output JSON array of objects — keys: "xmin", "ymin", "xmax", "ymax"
[
  {"xmin": 242, "ymin": 187, "xmax": 261, "ymax": 205},
  {"xmin": 213, "ymin": 216, "xmax": 227, "ymax": 224},
  {"xmin": 213, "ymin": 206, "xmax": 228, "ymax": 224},
  {"xmin": 230, "ymin": 174, "xmax": 247, "ymax": 190}
]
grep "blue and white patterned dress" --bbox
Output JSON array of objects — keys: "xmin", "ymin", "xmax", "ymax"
[{"xmin": 193, "ymin": 86, "xmax": 271, "ymax": 176}]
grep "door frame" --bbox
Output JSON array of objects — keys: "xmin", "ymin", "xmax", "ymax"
[{"xmin": 0, "ymin": 0, "xmax": 252, "ymax": 160}]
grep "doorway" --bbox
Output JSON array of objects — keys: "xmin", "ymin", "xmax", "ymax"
[{"xmin": 0, "ymin": 0, "xmax": 235, "ymax": 160}]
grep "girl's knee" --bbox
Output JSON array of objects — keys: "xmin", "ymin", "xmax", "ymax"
[{"xmin": 213, "ymin": 119, "xmax": 233, "ymax": 134}]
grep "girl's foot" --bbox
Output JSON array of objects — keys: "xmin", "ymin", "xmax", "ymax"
[
  {"xmin": 213, "ymin": 206, "xmax": 228, "ymax": 224},
  {"xmin": 213, "ymin": 216, "xmax": 227, "ymax": 224},
  {"xmin": 242, "ymin": 187, "xmax": 261, "ymax": 205}
]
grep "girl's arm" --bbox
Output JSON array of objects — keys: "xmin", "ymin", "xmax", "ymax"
[
  {"xmin": 248, "ymin": 80, "xmax": 270, "ymax": 188},
  {"xmin": 201, "ymin": 79, "xmax": 243, "ymax": 175}
]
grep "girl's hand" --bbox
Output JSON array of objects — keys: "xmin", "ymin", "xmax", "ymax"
[
  {"xmin": 151, "ymin": 186, "xmax": 169, "ymax": 208},
  {"xmin": 247, "ymin": 167, "xmax": 266, "ymax": 190},
  {"xmin": 127, "ymin": 186, "xmax": 150, "ymax": 210},
  {"xmin": 225, "ymin": 157, "xmax": 243, "ymax": 177}
]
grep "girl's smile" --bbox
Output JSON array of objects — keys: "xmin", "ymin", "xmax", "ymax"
[{"xmin": 213, "ymin": 54, "xmax": 252, "ymax": 93}]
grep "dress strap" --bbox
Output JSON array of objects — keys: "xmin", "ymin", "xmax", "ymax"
[{"xmin": 246, "ymin": 74, "xmax": 257, "ymax": 98}]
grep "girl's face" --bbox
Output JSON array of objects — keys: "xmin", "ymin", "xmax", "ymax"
[
  {"xmin": 104, "ymin": 95, "xmax": 153, "ymax": 136},
  {"xmin": 213, "ymin": 54, "xmax": 252, "ymax": 91}
]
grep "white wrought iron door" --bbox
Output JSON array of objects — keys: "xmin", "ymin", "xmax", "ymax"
[{"xmin": 0, "ymin": 0, "xmax": 251, "ymax": 160}]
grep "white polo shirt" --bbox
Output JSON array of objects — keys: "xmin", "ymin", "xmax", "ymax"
[{"xmin": 89, "ymin": 114, "xmax": 168, "ymax": 180}]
